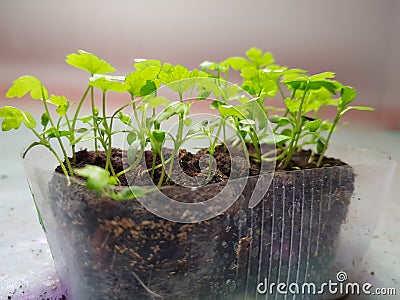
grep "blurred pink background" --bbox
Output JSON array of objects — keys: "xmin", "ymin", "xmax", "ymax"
[{"xmin": 1, "ymin": 0, "xmax": 399, "ymax": 128}]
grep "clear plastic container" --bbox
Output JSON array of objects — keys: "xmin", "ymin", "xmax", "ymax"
[{"xmin": 22, "ymin": 145, "xmax": 396, "ymax": 299}]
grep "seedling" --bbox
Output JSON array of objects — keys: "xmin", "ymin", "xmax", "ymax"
[{"xmin": 0, "ymin": 48, "xmax": 374, "ymax": 198}]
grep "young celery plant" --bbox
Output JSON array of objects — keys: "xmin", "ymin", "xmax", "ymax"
[
  {"xmin": 2, "ymin": 76, "xmax": 74, "ymax": 177},
  {"xmin": 88, "ymin": 75, "xmax": 128, "ymax": 177},
  {"xmin": 316, "ymin": 86, "xmax": 374, "ymax": 166},
  {"xmin": 66, "ymin": 50, "xmax": 116, "ymax": 159}
]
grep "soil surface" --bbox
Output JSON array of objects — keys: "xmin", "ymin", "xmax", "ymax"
[{"xmin": 48, "ymin": 145, "xmax": 353, "ymax": 299}]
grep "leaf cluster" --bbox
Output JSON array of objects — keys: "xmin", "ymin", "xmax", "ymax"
[{"xmin": 1, "ymin": 48, "xmax": 374, "ymax": 199}]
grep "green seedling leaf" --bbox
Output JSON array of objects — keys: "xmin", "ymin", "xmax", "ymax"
[
  {"xmin": 0, "ymin": 106, "xmax": 36, "ymax": 131},
  {"xmin": 316, "ymin": 139, "xmax": 325, "ymax": 153},
  {"xmin": 200, "ymin": 61, "xmax": 229, "ymax": 73},
  {"xmin": 127, "ymin": 140, "xmax": 141, "ymax": 164},
  {"xmin": 159, "ymin": 65, "xmax": 189, "ymax": 83},
  {"xmin": 6, "ymin": 75, "xmax": 47, "ymax": 100},
  {"xmin": 187, "ymin": 120, "xmax": 208, "ymax": 136},
  {"xmin": 127, "ymin": 132, "xmax": 136, "ymax": 145},
  {"xmin": 143, "ymin": 96, "xmax": 171, "ymax": 109},
  {"xmin": 155, "ymin": 102, "xmax": 189, "ymax": 123},
  {"xmin": 261, "ymin": 133, "xmax": 291, "ymax": 145},
  {"xmin": 74, "ymin": 165, "xmax": 111, "ymax": 191},
  {"xmin": 150, "ymin": 130, "xmax": 166, "ymax": 144},
  {"xmin": 56, "ymin": 103, "xmax": 70, "ymax": 117},
  {"xmin": 112, "ymin": 186, "xmax": 150, "ymax": 200},
  {"xmin": 246, "ymin": 48, "xmax": 274, "ymax": 68},
  {"xmin": 340, "ymin": 105, "xmax": 375, "ymax": 115},
  {"xmin": 239, "ymin": 119, "xmax": 256, "ymax": 126},
  {"xmin": 284, "ymin": 98, "xmax": 301, "ymax": 113},
  {"xmin": 218, "ymin": 104, "xmax": 247, "ymax": 118},
  {"xmin": 49, "ymin": 95, "xmax": 67, "ymax": 106},
  {"xmin": 80, "ymin": 116, "xmax": 93, "ymax": 123},
  {"xmin": 304, "ymin": 119, "xmax": 322, "ymax": 132},
  {"xmin": 283, "ymin": 79, "xmax": 308, "ymax": 91},
  {"xmin": 152, "ymin": 133, "xmax": 165, "ymax": 153},
  {"xmin": 41, "ymin": 112, "xmax": 50, "ymax": 127},
  {"xmin": 125, "ymin": 67, "xmax": 160, "ymax": 97},
  {"xmin": 134, "ymin": 59, "xmax": 162, "ymax": 71},
  {"xmin": 66, "ymin": 50, "xmax": 115, "ymax": 75},
  {"xmin": 319, "ymin": 120, "xmax": 333, "ymax": 132},
  {"xmin": 77, "ymin": 128, "xmax": 89, "ymax": 133},
  {"xmin": 339, "ymin": 86, "xmax": 357, "ymax": 108},
  {"xmin": 210, "ymin": 101, "xmax": 223, "ymax": 110},
  {"xmin": 224, "ymin": 57, "xmax": 250, "ymax": 70},
  {"xmin": 89, "ymin": 76, "xmax": 127, "ymax": 93},
  {"xmin": 184, "ymin": 118, "xmax": 192, "ymax": 127},
  {"xmin": 118, "ymin": 112, "xmax": 131, "ymax": 125},
  {"xmin": 309, "ymin": 72, "xmax": 335, "ymax": 81},
  {"xmin": 47, "ymin": 130, "xmax": 70, "ymax": 139},
  {"xmin": 158, "ymin": 65, "xmax": 197, "ymax": 94},
  {"xmin": 269, "ymin": 115, "xmax": 291, "ymax": 126}
]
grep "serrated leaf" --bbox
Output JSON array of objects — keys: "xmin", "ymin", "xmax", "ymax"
[
  {"xmin": 246, "ymin": 48, "xmax": 274, "ymax": 68},
  {"xmin": 74, "ymin": 165, "xmax": 111, "ymax": 191},
  {"xmin": 6, "ymin": 75, "xmax": 47, "ymax": 100},
  {"xmin": 56, "ymin": 103, "xmax": 70, "ymax": 117},
  {"xmin": 66, "ymin": 50, "xmax": 115, "ymax": 75},
  {"xmin": 159, "ymin": 65, "xmax": 189, "ymax": 84},
  {"xmin": 0, "ymin": 106, "xmax": 36, "ymax": 131},
  {"xmin": 224, "ymin": 57, "xmax": 250, "ymax": 70},
  {"xmin": 125, "ymin": 67, "xmax": 160, "ymax": 97},
  {"xmin": 49, "ymin": 95, "xmax": 67, "ymax": 106},
  {"xmin": 199, "ymin": 61, "xmax": 229, "ymax": 73},
  {"xmin": 158, "ymin": 65, "xmax": 197, "ymax": 94}
]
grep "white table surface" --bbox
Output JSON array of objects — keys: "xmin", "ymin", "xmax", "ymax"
[{"xmin": 0, "ymin": 127, "xmax": 399, "ymax": 299}]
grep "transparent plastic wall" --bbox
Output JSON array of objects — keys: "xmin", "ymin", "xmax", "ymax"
[{"xmin": 23, "ymin": 145, "xmax": 395, "ymax": 299}]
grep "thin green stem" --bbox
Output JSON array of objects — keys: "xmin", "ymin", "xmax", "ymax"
[
  {"xmin": 281, "ymin": 83, "xmax": 309, "ymax": 169},
  {"xmin": 71, "ymin": 85, "xmax": 91, "ymax": 158},
  {"xmin": 91, "ymin": 86, "xmax": 99, "ymax": 155},
  {"xmin": 41, "ymin": 87, "xmax": 73, "ymax": 175},
  {"xmin": 317, "ymin": 112, "xmax": 340, "ymax": 167},
  {"xmin": 102, "ymin": 91, "xmax": 115, "ymax": 176}
]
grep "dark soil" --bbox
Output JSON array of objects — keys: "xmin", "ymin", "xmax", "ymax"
[{"xmin": 48, "ymin": 145, "xmax": 353, "ymax": 299}]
